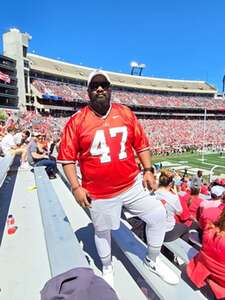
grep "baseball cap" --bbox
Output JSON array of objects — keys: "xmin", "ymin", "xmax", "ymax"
[
  {"xmin": 211, "ymin": 185, "xmax": 225, "ymax": 197},
  {"xmin": 87, "ymin": 70, "xmax": 111, "ymax": 87}
]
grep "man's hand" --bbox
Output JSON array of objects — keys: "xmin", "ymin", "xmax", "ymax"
[
  {"xmin": 143, "ymin": 171, "xmax": 157, "ymax": 191},
  {"xmin": 72, "ymin": 186, "xmax": 92, "ymax": 208}
]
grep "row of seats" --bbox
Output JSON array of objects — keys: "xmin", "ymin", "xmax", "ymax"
[
  {"xmin": 32, "ymin": 79, "xmax": 88, "ymax": 102},
  {"xmin": 139, "ymin": 119, "xmax": 225, "ymax": 152},
  {"xmin": 32, "ymin": 79, "xmax": 225, "ymax": 109},
  {"xmin": 0, "ymin": 155, "xmax": 213, "ymax": 299},
  {"xmin": 2, "ymin": 109, "xmax": 225, "ymax": 154},
  {"xmin": 53, "ymin": 164, "xmax": 209, "ymax": 299}
]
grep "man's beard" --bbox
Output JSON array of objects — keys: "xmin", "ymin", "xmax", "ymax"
[{"xmin": 90, "ymin": 94, "xmax": 110, "ymax": 116}]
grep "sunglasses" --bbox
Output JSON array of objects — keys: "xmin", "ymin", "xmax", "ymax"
[{"xmin": 89, "ymin": 81, "xmax": 110, "ymax": 90}]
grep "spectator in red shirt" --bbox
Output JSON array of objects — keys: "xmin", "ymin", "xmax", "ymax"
[
  {"xmin": 199, "ymin": 186, "xmax": 225, "ymax": 230},
  {"xmin": 181, "ymin": 183, "xmax": 204, "ymax": 222},
  {"xmin": 200, "ymin": 183, "xmax": 209, "ymax": 196},
  {"xmin": 200, "ymin": 185, "xmax": 225, "ymax": 210},
  {"xmin": 180, "ymin": 177, "xmax": 190, "ymax": 192},
  {"xmin": 186, "ymin": 207, "xmax": 225, "ymax": 299}
]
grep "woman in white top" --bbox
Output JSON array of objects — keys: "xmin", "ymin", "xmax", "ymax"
[{"xmin": 156, "ymin": 169, "xmax": 188, "ymax": 242}]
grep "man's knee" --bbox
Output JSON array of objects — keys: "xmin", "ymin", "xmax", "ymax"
[{"xmin": 141, "ymin": 204, "xmax": 166, "ymax": 225}]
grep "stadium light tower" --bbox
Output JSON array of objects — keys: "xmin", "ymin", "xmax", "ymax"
[
  {"xmin": 222, "ymin": 74, "xmax": 225, "ymax": 94},
  {"xmin": 139, "ymin": 63, "xmax": 146, "ymax": 76},
  {"xmin": 130, "ymin": 61, "xmax": 146, "ymax": 76},
  {"xmin": 130, "ymin": 61, "xmax": 138, "ymax": 75}
]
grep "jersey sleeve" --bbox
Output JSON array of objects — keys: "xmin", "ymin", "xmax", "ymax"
[
  {"xmin": 57, "ymin": 118, "xmax": 79, "ymax": 163},
  {"xmin": 130, "ymin": 110, "xmax": 150, "ymax": 153}
]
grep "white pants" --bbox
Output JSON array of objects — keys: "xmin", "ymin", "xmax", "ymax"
[{"xmin": 89, "ymin": 174, "xmax": 166, "ymax": 248}]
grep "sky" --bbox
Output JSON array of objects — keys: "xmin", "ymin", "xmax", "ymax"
[{"xmin": 1, "ymin": 0, "xmax": 225, "ymax": 91}]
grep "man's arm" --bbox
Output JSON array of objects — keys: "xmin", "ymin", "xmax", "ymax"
[
  {"xmin": 63, "ymin": 163, "xmax": 91, "ymax": 208},
  {"xmin": 32, "ymin": 151, "xmax": 48, "ymax": 160},
  {"xmin": 138, "ymin": 150, "xmax": 157, "ymax": 190},
  {"xmin": 63, "ymin": 163, "xmax": 80, "ymax": 190}
]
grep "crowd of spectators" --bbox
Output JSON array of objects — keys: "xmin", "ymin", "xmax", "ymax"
[
  {"xmin": 139, "ymin": 118, "xmax": 225, "ymax": 154},
  {"xmin": 124, "ymin": 167, "xmax": 225, "ymax": 299},
  {"xmin": 0, "ymin": 110, "xmax": 60, "ymax": 177},
  {"xmin": 32, "ymin": 78, "xmax": 225, "ymax": 110},
  {"xmin": 1, "ymin": 110, "xmax": 224, "ymax": 156},
  {"xmin": 32, "ymin": 79, "xmax": 88, "ymax": 102},
  {"xmin": 1, "ymin": 107, "xmax": 225, "ymax": 298}
]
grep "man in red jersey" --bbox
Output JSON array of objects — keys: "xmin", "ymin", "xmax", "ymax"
[{"xmin": 58, "ymin": 70, "xmax": 179, "ymax": 287}]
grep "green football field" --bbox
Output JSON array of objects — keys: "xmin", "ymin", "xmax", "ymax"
[{"xmin": 152, "ymin": 152, "xmax": 225, "ymax": 178}]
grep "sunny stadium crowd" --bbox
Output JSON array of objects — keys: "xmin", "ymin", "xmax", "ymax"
[
  {"xmin": 32, "ymin": 78, "xmax": 225, "ymax": 109},
  {"xmin": 1, "ymin": 70, "xmax": 225, "ymax": 299},
  {"xmin": 0, "ymin": 110, "xmax": 61, "ymax": 178},
  {"xmin": 55, "ymin": 70, "xmax": 225, "ymax": 298},
  {"xmin": 1, "ymin": 109, "xmax": 225, "ymax": 161},
  {"xmin": 140, "ymin": 118, "xmax": 225, "ymax": 154}
]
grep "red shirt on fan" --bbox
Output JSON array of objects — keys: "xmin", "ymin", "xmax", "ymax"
[
  {"xmin": 58, "ymin": 103, "xmax": 150, "ymax": 199},
  {"xmin": 180, "ymin": 192, "xmax": 204, "ymax": 220},
  {"xmin": 186, "ymin": 227, "xmax": 225, "ymax": 299},
  {"xmin": 199, "ymin": 203, "xmax": 225, "ymax": 230}
]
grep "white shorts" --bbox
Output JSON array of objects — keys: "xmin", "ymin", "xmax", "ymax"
[{"xmin": 89, "ymin": 174, "xmax": 162, "ymax": 231}]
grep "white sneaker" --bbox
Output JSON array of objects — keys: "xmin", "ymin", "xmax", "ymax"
[
  {"xmin": 102, "ymin": 265, "xmax": 114, "ymax": 289},
  {"xmin": 144, "ymin": 256, "xmax": 179, "ymax": 285}
]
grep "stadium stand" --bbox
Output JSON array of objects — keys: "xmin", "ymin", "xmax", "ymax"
[
  {"xmin": 34, "ymin": 166, "xmax": 90, "ymax": 276},
  {"xmin": 139, "ymin": 119, "xmax": 225, "ymax": 153},
  {"xmin": 1, "ymin": 28, "xmax": 225, "ymax": 300},
  {"xmin": 164, "ymin": 238, "xmax": 199, "ymax": 264},
  {"xmin": 37, "ymin": 165, "xmax": 150, "ymax": 300},
  {"xmin": 56, "ymin": 165, "xmax": 208, "ymax": 300},
  {"xmin": 1, "ymin": 109, "xmax": 224, "ymax": 154},
  {"xmin": 0, "ymin": 164, "xmax": 51, "ymax": 300},
  {"xmin": 31, "ymin": 78, "xmax": 225, "ymax": 109},
  {"xmin": 0, "ymin": 153, "xmax": 15, "ymax": 188},
  {"xmin": 28, "ymin": 54, "xmax": 215, "ymax": 94}
]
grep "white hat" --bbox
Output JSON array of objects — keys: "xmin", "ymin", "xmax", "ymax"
[
  {"xmin": 87, "ymin": 70, "xmax": 111, "ymax": 87},
  {"xmin": 211, "ymin": 185, "xmax": 225, "ymax": 197}
]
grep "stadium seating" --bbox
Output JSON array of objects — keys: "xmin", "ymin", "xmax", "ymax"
[
  {"xmin": 139, "ymin": 119, "xmax": 225, "ymax": 153},
  {"xmin": 2, "ymin": 109, "xmax": 224, "ymax": 154},
  {"xmin": 0, "ymin": 154, "xmax": 14, "ymax": 188},
  {"xmin": 31, "ymin": 78, "xmax": 225, "ymax": 109},
  {"xmin": 34, "ymin": 166, "xmax": 90, "ymax": 276},
  {"xmin": 32, "ymin": 79, "xmax": 88, "ymax": 102},
  {"xmin": 43, "ymin": 165, "xmax": 150, "ymax": 299},
  {"xmin": 164, "ymin": 238, "xmax": 199, "ymax": 264},
  {"xmin": 56, "ymin": 164, "xmax": 208, "ymax": 300}
]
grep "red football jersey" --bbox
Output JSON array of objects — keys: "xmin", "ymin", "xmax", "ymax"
[{"xmin": 58, "ymin": 103, "xmax": 150, "ymax": 199}]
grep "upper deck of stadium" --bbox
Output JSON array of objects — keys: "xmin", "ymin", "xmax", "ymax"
[{"xmin": 28, "ymin": 53, "xmax": 216, "ymax": 95}]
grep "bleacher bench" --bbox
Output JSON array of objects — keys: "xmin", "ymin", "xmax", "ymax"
[
  {"xmin": 57, "ymin": 165, "xmax": 207, "ymax": 300},
  {"xmin": 164, "ymin": 238, "xmax": 199, "ymax": 264},
  {"xmin": 34, "ymin": 166, "xmax": 89, "ymax": 277},
  {"xmin": 0, "ymin": 153, "xmax": 14, "ymax": 188}
]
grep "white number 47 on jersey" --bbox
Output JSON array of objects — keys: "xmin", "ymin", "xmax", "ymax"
[{"xmin": 90, "ymin": 126, "xmax": 128, "ymax": 163}]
